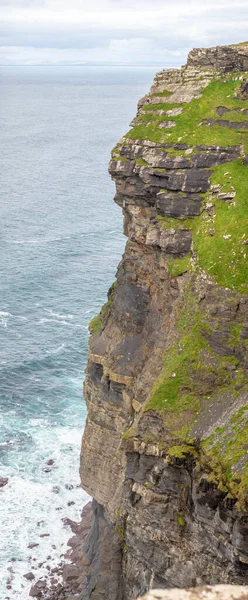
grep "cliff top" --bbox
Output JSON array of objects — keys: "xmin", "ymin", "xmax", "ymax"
[{"xmin": 186, "ymin": 41, "xmax": 248, "ymax": 72}]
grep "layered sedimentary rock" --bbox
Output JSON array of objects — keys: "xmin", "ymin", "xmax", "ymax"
[{"xmin": 80, "ymin": 42, "xmax": 248, "ymax": 600}]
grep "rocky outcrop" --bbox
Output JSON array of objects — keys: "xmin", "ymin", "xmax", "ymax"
[
  {"xmin": 80, "ymin": 42, "xmax": 248, "ymax": 600},
  {"xmin": 138, "ymin": 586, "xmax": 248, "ymax": 600}
]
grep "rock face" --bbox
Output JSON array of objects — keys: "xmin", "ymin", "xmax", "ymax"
[
  {"xmin": 138, "ymin": 586, "xmax": 248, "ymax": 600},
  {"xmin": 80, "ymin": 42, "xmax": 248, "ymax": 600}
]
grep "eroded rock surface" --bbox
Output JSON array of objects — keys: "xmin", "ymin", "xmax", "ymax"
[{"xmin": 77, "ymin": 42, "xmax": 248, "ymax": 600}]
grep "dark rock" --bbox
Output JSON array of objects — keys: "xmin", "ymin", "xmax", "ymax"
[
  {"xmin": 63, "ymin": 564, "xmax": 79, "ymax": 583},
  {"xmin": 237, "ymin": 79, "xmax": 248, "ymax": 99},
  {"xmin": 89, "ymin": 363, "xmax": 103, "ymax": 385},
  {"xmin": 62, "ymin": 518, "xmax": 78, "ymax": 533},
  {"xmin": 24, "ymin": 572, "xmax": 35, "ymax": 581},
  {"xmin": 156, "ymin": 191, "xmax": 202, "ymax": 217},
  {"xmin": 0, "ymin": 477, "xmax": 8, "ymax": 488},
  {"xmin": 29, "ymin": 580, "xmax": 46, "ymax": 598},
  {"xmin": 217, "ymin": 106, "xmax": 230, "ymax": 116}
]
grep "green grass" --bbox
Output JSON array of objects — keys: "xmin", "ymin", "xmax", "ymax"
[
  {"xmin": 165, "ymin": 160, "xmax": 248, "ymax": 293},
  {"xmin": 168, "ymin": 255, "xmax": 192, "ymax": 277},
  {"xmin": 88, "ymin": 281, "xmax": 117, "ymax": 336},
  {"xmin": 231, "ymin": 41, "xmax": 248, "ymax": 47},
  {"xmin": 200, "ymin": 410, "xmax": 248, "ymax": 508},
  {"xmin": 126, "ymin": 78, "xmax": 248, "ymax": 151},
  {"xmin": 138, "ymin": 113, "xmax": 176, "ymax": 125},
  {"xmin": 145, "ymin": 296, "xmax": 226, "ymax": 437},
  {"xmin": 150, "ymin": 89, "xmax": 173, "ymax": 98},
  {"xmin": 88, "ymin": 313, "xmax": 102, "ymax": 335},
  {"xmin": 192, "ymin": 160, "xmax": 248, "ymax": 292},
  {"xmin": 135, "ymin": 157, "xmax": 149, "ymax": 166},
  {"xmin": 137, "ymin": 285, "xmax": 248, "ymax": 504},
  {"xmin": 142, "ymin": 275, "xmax": 246, "ymax": 436},
  {"xmin": 218, "ymin": 109, "xmax": 248, "ymax": 123},
  {"xmin": 175, "ymin": 511, "xmax": 186, "ymax": 527},
  {"xmin": 168, "ymin": 444, "xmax": 197, "ymax": 459},
  {"xmin": 111, "ymin": 151, "xmax": 128, "ymax": 162},
  {"xmin": 141, "ymin": 101, "xmax": 184, "ymax": 112}
]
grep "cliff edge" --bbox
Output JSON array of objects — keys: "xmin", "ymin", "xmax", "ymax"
[{"xmin": 80, "ymin": 42, "xmax": 248, "ymax": 600}]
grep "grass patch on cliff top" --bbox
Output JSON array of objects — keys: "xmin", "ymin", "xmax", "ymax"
[{"xmin": 126, "ymin": 78, "xmax": 248, "ymax": 151}]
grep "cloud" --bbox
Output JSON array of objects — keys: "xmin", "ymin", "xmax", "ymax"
[{"xmin": 0, "ymin": 0, "xmax": 248, "ymax": 65}]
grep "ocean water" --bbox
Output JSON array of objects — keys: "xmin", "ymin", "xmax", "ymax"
[{"xmin": 0, "ymin": 65, "xmax": 157, "ymax": 598}]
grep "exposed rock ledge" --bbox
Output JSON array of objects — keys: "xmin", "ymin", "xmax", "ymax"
[
  {"xmin": 41, "ymin": 40, "xmax": 248, "ymax": 600},
  {"xmin": 138, "ymin": 587, "xmax": 248, "ymax": 600}
]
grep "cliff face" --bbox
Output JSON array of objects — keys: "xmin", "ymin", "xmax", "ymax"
[{"xmin": 80, "ymin": 43, "xmax": 248, "ymax": 600}]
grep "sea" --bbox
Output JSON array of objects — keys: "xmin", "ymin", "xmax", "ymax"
[{"xmin": 0, "ymin": 65, "xmax": 157, "ymax": 599}]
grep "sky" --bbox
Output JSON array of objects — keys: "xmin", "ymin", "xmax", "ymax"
[{"xmin": 1, "ymin": 0, "xmax": 248, "ymax": 66}]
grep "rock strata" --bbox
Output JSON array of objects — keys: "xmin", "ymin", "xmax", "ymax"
[
  {"xmin": 52, "ymin": 41, "xmax": 248, "ymax": 600},
  {"xmin": 79, "ymin": 41, "xmax": 248, "ymax": 600}
]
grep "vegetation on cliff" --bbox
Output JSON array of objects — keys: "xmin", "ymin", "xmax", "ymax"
[
  {"xmin": 127, "ymin": 78, "xmax": 248, "ymax": 151},
  {"xmin": 117, "ymin": 60, "xmax": 248, "ymax": 502}
]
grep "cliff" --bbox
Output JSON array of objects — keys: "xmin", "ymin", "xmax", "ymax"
[{"xmin": 79, "ymin": 42, "xmax": 248, "ymax": 600}]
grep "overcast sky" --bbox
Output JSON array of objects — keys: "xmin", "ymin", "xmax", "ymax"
[{"xmin": 1, "ymin": 0, "xmax": 248, "ymax": 66}]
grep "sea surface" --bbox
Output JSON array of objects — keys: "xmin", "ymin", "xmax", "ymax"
[{"xmin": 0, "ymin": 65, "xmax": 157, "ymax": 598}]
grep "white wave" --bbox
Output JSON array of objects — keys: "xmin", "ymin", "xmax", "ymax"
[
  {"xmin": 0, "ymin": 312, "xmax": 12, "ymax": 327},
  {"xmin": 39, "ymin": 318, "xmax": 78, "ymax": 328},
  {"xmin": 46, "ymin": 344, "xmax": 65, "ymax": 355},
  {"xmin": 12, "ymin": 239, "xmax": 42, "ymax": 245},
  {"xmin": 39, "ymin": 318, "xmax": 61, "ymax": 324},
  {"xmin": 0, "ymin": 439, "xmax": 16, "ymax": 448},
  {"xmin": 43, "ymin": 309, "xmax": 74, "ymax": 319},
  {"xmin": 11, "ymin": 234, "xmax": 72, "ymax": 246},
  {"xmin": 0, "ymin": 422, "xmax": 89, "ymax": 599},
  {"xmin": 0, "ymin": 312, "xmax": 27, "ymax": 327}
]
